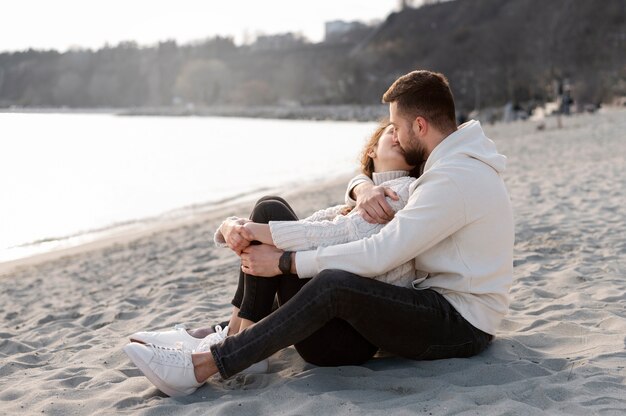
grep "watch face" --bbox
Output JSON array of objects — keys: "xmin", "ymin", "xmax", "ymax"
[{"xmin": 279, "ymin": 251, "xmax": 292, "ymax": 274}]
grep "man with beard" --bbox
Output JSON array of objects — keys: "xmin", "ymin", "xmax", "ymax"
[{"xmin": 123, "ymin": 70, "xmax": 514, "ymax": 396}]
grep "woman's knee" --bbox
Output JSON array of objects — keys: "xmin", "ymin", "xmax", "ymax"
[
  {"xmin": 254, "ymin": 195, "xmax": 285, "ymax": 207},
  {"xmin": 250, "ymin": 199, "xmax": 297, "ymax": 223}
]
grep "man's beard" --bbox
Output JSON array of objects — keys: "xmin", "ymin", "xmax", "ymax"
[{"xmin": 401, "ymin": 126, "xmax": 427, "ymax": 166}]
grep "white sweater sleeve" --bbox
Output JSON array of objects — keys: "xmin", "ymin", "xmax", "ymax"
[
  {"xmin": 301, "ymin": 205, "xmax": 345, "ymax": 222},
  {"xmin": 295, "ymin": 171, "xmax": 466, "ymax": 278},
  {"xmin": 213, "ymin": 216, "xmax": 248, "ymax": 248},
  {"xmin": 344, "ymin": 174, "xmax": 373, "ymax": 206},
  {"xmin": 270, "ymin": 178, "xmax": 411, "ymax": 252},
  {"xmin": 270, "ymin": 214, "xmax": 382, "ymax": 251}
]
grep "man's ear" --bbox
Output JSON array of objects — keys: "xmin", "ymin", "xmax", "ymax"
[{"xmin": 413, "ymin": 116, "xmax": 428, "ymax": 136}]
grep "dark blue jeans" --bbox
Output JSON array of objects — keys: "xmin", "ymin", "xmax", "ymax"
[{"xmin": 212, "ymin": 200, "xmax": 493, "ymax": 378}]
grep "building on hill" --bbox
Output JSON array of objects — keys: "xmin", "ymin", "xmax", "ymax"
[{"xmin": 252, "ymin": 33, "xmax": 307, "ymax": 51}]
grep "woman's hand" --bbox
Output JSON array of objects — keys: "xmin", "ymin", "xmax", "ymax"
[
  {"xmin": 353, "ymin": 182, "xmax": 399, "ymax": 224},
  {"xmin": 220, "ymin": 218, "xmax": 254, "ymax": 255},
  {"xmin": 240, "ymin": 244, "xmax": 283, "ymax": 277}
]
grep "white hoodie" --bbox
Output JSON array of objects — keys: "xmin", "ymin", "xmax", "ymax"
[{"xmin": 295, "ymin": 120, "xmax": 514, "ymax": 335}]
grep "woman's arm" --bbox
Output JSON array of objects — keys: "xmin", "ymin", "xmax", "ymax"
[
  {"xmin": 301, "ymin": 205, "xmax": 345, "ymax": 222},
  {"xmin": 242, "ymin": 204, "xmax": 351, "ymax": 246},
  {"xmin": 243, "ymin": 222, "xmax": 274, "ymax": 245},
  {"xmin": 270, "ymin": 177, "xmax": 412, "ymax": 252},
  {"xmin": 240, "ymin": 207, "xmax": 382, "ymax": 252},
  {"xmin": 270, "ymin": 215, "xmax": 381, "ymax": 251}
]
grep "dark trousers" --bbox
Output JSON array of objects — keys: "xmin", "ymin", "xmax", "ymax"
[
  {"xmin": 213, "ymin": 197, "xmax": 493, "ymax": 378},
  {"xmin": 230, "ymin": 196, "xmax": 378, "ymax": 366},
  {"xmin": 230, "ymin": 195, "xmax": 298, "ymax": 323}
]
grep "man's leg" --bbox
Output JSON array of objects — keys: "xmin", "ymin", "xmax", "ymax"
[
  {"xmin": 277, "ymin": 274, "xmax": 378, "ymax": 366},
  {"xmin": 210, "ymin": 269, "xmax": 492, "ymax": 378}
]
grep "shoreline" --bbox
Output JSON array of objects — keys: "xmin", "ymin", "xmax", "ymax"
[
  {"xmin": 0, "ymin": 173, "xmax": 352, "ymax": 278},
  {"xmin": 1, "ymin": 104, "xmax": 388, "ymax": 122},
  {"xmin": 3, "ymin": 103, "xmax": 621, "ymax": 124},
  {"xmin": 2, "ymin": 106, "xmax": 622, "ymax": 277}
]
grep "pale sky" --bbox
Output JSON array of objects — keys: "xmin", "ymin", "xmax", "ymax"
[{"xmin": 1, "ymin": 1, "xmax": 406, "ymax": 52}]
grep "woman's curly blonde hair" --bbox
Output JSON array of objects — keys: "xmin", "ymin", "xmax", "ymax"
[{"xmin": 341, "ymin": 118, "xmax": 423, "ymax": 215}]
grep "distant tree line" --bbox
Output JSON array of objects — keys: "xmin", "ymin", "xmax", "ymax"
[{"xmin": 0, "ymin": 0, "xmax": 623, "ymax": 113}]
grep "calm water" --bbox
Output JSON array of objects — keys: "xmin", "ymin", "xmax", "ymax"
[{"xmin": 0, "ymin": 113, "xmax": 375, "ymax": 263}]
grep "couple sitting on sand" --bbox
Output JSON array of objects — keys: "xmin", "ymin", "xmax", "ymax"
[{"xmin": 123, "ymin": 70, "xmax": 514, "ymax": 397}]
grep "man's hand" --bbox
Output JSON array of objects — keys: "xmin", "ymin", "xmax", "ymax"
[
  {"xmin": 220, "ymin": 218, "xmax": 254, "ymax": 255},
  {"xmin": 240, "ymin": 244, "xmax": 283, "ymax": 277},
  {"xmin": 353, "ymin": 182, "xmax": 398, "ymax": 224}
]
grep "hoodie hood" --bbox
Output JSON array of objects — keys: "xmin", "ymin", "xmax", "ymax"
[{"xmin": 424, "ymin": 120, "xmax": 506, "ymax": 174}]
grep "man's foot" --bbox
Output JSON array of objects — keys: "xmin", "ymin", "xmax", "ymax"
[
  {"xmin": 129, "ymin": 324, "xmax": 204, "ymax": 350},
  {"xmin": 123, "ymin": 343, "xmax": 204, "ymax": 397}
]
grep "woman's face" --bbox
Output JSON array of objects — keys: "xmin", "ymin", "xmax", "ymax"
[{"xmin": 372, "ymin": 124, "xmax": 415, "ymax": 172}]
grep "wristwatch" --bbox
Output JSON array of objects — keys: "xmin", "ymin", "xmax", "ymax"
[{"xmin": 278, "ymin": 251, "xmax": 293, "ymax": 275}]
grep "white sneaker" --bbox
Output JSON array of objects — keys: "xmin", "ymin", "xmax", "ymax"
[
  {"xmin": 123, "ymin": 343, "xmax": 203, "ymax": 397},
  {"xmin": 194, "ymin": 325, "xmax": 269, "ymax": 376},
  {"xmin": 129, "ymin": 324, "xmax": 203, "ymax": 351},
  {"xmin": 194, "ymin": 325, "xmax": 229, "ymax": 352}
]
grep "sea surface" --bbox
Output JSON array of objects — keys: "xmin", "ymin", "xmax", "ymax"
[{"xmin": 0, "ymin": 113, "xmax": 376, "ymax": 263}]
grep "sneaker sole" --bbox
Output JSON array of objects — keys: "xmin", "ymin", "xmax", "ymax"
[{"xmin": 123, "ymin": 344, "xmax": 200, "ymax": 397}]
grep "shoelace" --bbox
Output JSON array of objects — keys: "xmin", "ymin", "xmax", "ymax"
[
  {"xmin": 149, "ymin": 344, "xmax": 191, "ymax": 367},
  {"xmin": 213, "ymin": 325, "xmax": 228, "ymax": 341},
  {"xmin": 194, "ymin": 325, "xmax": 229, "ymax": 353}
]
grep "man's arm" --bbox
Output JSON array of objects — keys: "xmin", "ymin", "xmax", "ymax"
[
  {"xmin": 296, "ymin": 172, "xmax": 466, "ymax": 278},
  {"xmin": 244, "ymin": 172, "xmax": 465, "ymax": 279}
]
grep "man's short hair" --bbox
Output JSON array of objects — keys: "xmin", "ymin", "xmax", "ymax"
[{"xmin": 382, "ymin": 70, "xmax": 457, "ymax": 134}]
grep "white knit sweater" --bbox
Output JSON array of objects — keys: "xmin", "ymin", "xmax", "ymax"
[{"xmin": 269, "ymin": 171, "xmax": 421, "ymax": 287}]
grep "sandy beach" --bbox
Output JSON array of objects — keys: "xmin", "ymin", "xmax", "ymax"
[{"xmin": 1, "ymin": 108, "xmax": 625, "ymax": 415}]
